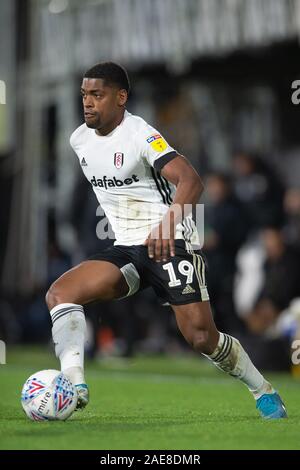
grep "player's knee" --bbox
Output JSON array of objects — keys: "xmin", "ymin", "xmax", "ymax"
[
  {"xmin": 45, "ymin": 282, "xmax": 69, "ymax": 311},
  {"xmin": 190, "ymin": 329, "xmax": 211, "ymax": 354}
]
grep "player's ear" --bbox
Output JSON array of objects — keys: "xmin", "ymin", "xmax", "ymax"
[{"xmin": 118, "ymin": 89, "xmax": 128, "ymax": 107}]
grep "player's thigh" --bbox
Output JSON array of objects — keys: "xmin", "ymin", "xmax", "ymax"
[{"xmin": 46, "ymin": 260, "xmax": 129, "ymax": 308}]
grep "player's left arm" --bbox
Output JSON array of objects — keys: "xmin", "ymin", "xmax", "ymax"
[{"xmin": 144, "ymin": 154, "xmax": 204, "ymax": 262}]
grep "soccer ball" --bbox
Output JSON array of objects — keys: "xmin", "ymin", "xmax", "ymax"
[{"xmin": 21, "ymin": 369, "xmax": 78, "ymax": 421}]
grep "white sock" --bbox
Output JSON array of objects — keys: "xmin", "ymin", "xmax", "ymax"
[
  {"xmin": 205, "ymin": 332, "xmax": 274, "ymax": 399},
  {"xmin": 50, "ymin": 303, "xmax": 86, "ymax": 385}
]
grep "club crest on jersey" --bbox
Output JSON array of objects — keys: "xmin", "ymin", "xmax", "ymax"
[
  {"xmin": 146, "ymin": 134, "xmax": 167, "ymax": 152},
  {"xmin": 114, "ymin": 152, "xmax": 124, "ymax": 169}
]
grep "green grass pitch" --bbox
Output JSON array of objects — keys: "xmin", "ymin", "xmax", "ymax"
[{"xmin": 1, "ymin": 346, "xmax": 300, "ymax": 450}]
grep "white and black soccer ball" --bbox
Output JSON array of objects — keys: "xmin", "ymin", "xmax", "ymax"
[{"xmin": 21, "ymin": 369, "xmax": 77, "ymax": 421}]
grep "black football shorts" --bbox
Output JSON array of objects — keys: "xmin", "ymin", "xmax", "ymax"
[{"xmin": 89, "ymin": 239, "xmax": 209, "ymax": 306}]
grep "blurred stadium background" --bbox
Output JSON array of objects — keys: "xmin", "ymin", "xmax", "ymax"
[{"xmin": 1, "ymin": 0, "xmax": 300, "ymax": 373}]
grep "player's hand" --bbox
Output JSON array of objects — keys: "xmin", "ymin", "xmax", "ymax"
[{"xmin": 143, "ymin": 212, "xmax": 175, "ymax": 262}]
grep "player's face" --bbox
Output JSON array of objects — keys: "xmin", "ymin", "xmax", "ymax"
[{"xmin": 81, "ymin": 78, "xmax": 126, "ymax": 131}]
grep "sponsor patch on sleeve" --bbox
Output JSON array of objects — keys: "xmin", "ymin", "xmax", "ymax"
[{"xmin": 146, "ymin": 133, "xmax": 168, "ymax": 152}]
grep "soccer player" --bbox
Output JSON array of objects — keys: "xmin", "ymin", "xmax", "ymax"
[{"xmin": 46, "ymin": 62, "xmax": 287, "ymax": 419}]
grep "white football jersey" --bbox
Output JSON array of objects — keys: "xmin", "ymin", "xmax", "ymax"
[{"xmin": 70, "ymin": 110, "xmax": 199, "ymax": 246}]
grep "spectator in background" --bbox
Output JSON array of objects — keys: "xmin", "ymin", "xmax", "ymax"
[
  {"xmin": 245, "ymin": 227, "xmax": 300, "ymax": 335},
  {"xmin": 233, "ymin": 152, "xmax": 285, "ymax": 232},
  {"xmin": 283, "ymin": 188, "xmax": 300, "ymax": 253},
  {"xmin": 203, "ymin": 172, "xmax": 249, "ymax": 333}
]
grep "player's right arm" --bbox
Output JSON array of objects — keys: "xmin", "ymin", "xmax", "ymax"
[
  {"xmin": 145, "ymin": 154, "xmax": 203, "ymax": 262},
  {"xmin": 136, "ymin": 121, "xmax": 203, "ymax": 262}
]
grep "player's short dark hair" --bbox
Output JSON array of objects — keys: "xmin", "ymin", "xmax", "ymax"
[{"xmin": 83, "ymin": 62, "xmax": 130, "ymax": 93}]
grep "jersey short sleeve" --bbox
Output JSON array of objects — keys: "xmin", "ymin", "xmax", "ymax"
[
  {"xmin": 136, "ymin": 121, "xmax": 178, "ymax": 171},
  {"xmin": 69, "ymin": 123, "xmax": 86, "ymax": 155}
]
